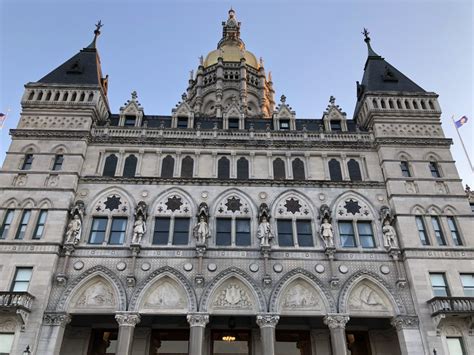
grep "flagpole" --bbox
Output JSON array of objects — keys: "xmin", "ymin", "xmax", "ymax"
[{"xmin": 451, "ymin": 115, "xmax": 473, "ymax": 172}]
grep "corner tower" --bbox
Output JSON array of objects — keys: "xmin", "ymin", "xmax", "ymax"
[{"xmin": 183, "ymin": 9, "xmax": 275, "ymax": 119}]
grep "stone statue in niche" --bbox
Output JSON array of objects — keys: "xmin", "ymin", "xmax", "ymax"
[
  {"xmin": 132, "ymin": 215, "xmax": 146, "ymax": 244},
  {"xmin": 257, "ymin": 216, "xmax": 274, "ymax": 247},
  {"xmin": 380, "ymin": 206, "xmax": 398, "ymax": 249},
  {"xmin": 65, "ymin": 200, "xmax": 85, "ymax": 245},
  {"xmin": 193, "ymin": 215, "xmax": 210, "ymax": 245},
  {"xmin": 319, "ymin": 204, "xmax": 334, "ymax": 248},
  {"xmin": 132, "ymin": 201, "xmax": 148, "ymax": 245},
  {"xmin": 383, "ymin": 220, "xmax": 398, "ymax": 249},
  {"xmin": 65, "ymin": 215, "xmax": 82, "ymax": 245},
  {"xmin": 257, "ymin": 203, "xmax": 273, "ymax": 247},
  {"xmin": 320, "ymin": 219, "xmax": 334, "ymax": 248},
  {"xmin": 193, "ymin": 202, "xmax": 210, "ymax": 245}
]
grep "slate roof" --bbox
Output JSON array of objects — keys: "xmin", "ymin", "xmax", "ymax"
[{"xmin": 37, "ymin": 44, "xmax": 104, "ymax": 87}]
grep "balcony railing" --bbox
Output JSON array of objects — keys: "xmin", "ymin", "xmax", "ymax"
[
  {"xmin": 0, "ymin": 291, "xmax": 35, "ymax": 312},
  {"xmin": 427, "ymin": 296, "xmax": 474, "ymax": 316}
]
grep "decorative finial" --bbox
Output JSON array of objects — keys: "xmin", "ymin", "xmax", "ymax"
[
  {"xmin": 466, "ymin": 184, "xmax": 471, "ymax": 193},
  {"xmin": 87, "ymin": 20, "xmax": 103, "ymax": 49},
  {"xmin": 362, "ymin": 28, "xmax": 370, "ymax": 42},
  {"xmin": 259, "ymin": 57, "xmax": 264, "ymax": 66},
  {"xmin": 190, "ymin": 70, "xmax": 194, "ymax": 80},
  {"xmin": 199, "ymin": 55, "xmax": 204, "ymax": 65},
  {"xmin": 182, "ymin": 92, "xmax": 187, "ymax": 101},
  {"xmin": 329, "ymin": 95, "xmax": 336, "ymax": 104},
  {"xmin": 229, "ymin": 7, "xmax": 235, "ymax": 17},
  {"xmin": 94, "ymin": 20, "xmax": 104, "ymax": 36},
  {"xmin": 361, "ymin": 27, "xmax": 379, "ymax": 57},
  {"xmin": 131, "ymin": 91, "xmax": 137, "ymax": 100},
  {"xmin": 280, "ymin": 95, "xmax": 286, "ymax": 104}
]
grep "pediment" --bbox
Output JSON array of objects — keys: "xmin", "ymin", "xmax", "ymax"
[
  {"xmin": 278, "ymin": 279, "xmax": 324, "ymax": 314},
  {"xmin": 209, "ymin": 277, "xmax": 257, "ymax": 314},
  {"xmin": 348, "ymin": 281, "xmax": 393, "ymax": 316},
  {"xmin": 70, "ymin": 277, "xmax": 118, "ymax": 313},
  {"xmin": 139, "ymin": 276, "xmax": 189, "ymax": 313}
]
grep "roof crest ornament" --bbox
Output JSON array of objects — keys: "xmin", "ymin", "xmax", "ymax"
[
  {"xmin": 361, "ymin": 27, "xmax": 379, "ymax": 57},
  {"xmin": 87, "ymin": 20, "xmax": 103, "ymax": 49}
]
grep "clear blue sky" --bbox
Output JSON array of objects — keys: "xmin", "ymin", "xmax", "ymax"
[{"xmin": 1, "ymin": 0, "xmax": 472, "ymax": 185}]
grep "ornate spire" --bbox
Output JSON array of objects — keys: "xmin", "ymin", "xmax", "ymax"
[
  {"xmin": 361, "ymin": 27, "xmax": 379, "ymax": 57},
  {"xmin": 218, "ymin": 8, "xmax": 243, "ymax": 49},
  {"xmin": 87, "ymin": 20, "xmax": 103, "ymax": 49}
]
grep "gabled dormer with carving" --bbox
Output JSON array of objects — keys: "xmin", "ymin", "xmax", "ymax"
[
  {"xmin": 119, "ymin": 91, "xmax": 144, "ymax": 127},
  {"xmin": 322, "ymin": 96, "xmax": 348, "ymax": 132},
  {"xmin": 273, "ymin": 95, "xmax": 296, "ymax": 131},
  {"xmin": 222, "ymin": 96, "xmax": 244, "ymax": 129},
  {"xmin": 172, "ymin": 93, "xmax": 195, "ymax": 129}
]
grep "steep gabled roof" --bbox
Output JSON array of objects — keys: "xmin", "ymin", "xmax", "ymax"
[
  {"xmin": 37, "ymin": 23, "xmax": 107, "ymax": 93},
  {"xmin": 354, "ymin": 30, "xmax": 426, "ymax": 119}
]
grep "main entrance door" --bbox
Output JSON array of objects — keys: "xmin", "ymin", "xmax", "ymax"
[{"xmin": 211, "ymin": 330, "xmax": 251, "ymax": 355}]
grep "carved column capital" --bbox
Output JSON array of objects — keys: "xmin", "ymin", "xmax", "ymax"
[
  {"xmin": 256, "ymin": 314, "xmax": 280, "ymax": 328},
  {"xmin": 43, "ymin": 312, "xmax": 72, "ymax": 327},
  {"xmin": 187, "ymin": 313, "xmax": 209, "ymax": 327},
  {"xmin": 323, "ymin": 314, "xmax": 350, "ymax": 329},
  {"xmin": 115, "ymin": 312, "xmax": 141, "ymax": 327},
  {"xmin": 391, "ymin": 315, "xmax": 419, "ymax": 331}
]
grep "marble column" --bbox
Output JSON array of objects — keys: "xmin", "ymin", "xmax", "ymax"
[
  {"xmin": 323, "ymin": 314, "xmax": 349, "ymax": 355},
  {"xmin": 36, "ymin": 312, "xmax": 72, "ymax": 355},
  {"xmin": 391, "ymin": 315, "xmax": 425, "ymax": 355},
  {"xmin": 256, "ymin": 314, "xmax": 280, "ymax": 355},
  {"xmin": 115, "ymin": 312, "xmax": 141, "ymax": 355},
  {"xmin": 187, "ymin": 313, "xmax": 209, "ymax": 355}
]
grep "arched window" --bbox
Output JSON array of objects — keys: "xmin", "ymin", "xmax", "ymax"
[
  {"xmin": 103, "ymin": 154, "xmax": 118, "ymax": 177},
  {"xmin": 46, "ymin": 91, "xmax": 52, "ymax": 101},
  {"xmin": 292, "ymin": 158, "xmax": 305, "ymax": 180},
  {"xmin": 273, "ymin": 158, "xmax": 286, "ymax": 180},
  {"xmin": 181, "ymin": 156, "xmax": 194, "ymax": 178},
  {"xmin": 236, "ymin": 157, "xmax": 249, "ymax": 180},
  {"xmin": 79, "ymin": 92, "xmax": 85, "ymax": 101},
  {"xmin": 28, "ymin": 92, "xmax": 34, "ymax": 100},
  {"xmin": 71, "ymin": 92, "xmax": 77, "ymax": 101},
  {"xmin": 54, "ymin": 92, "xmax": 60, "ymax": 101},
  {"xmin": 347, "ymin": 159, "xmax": 362, "ymax": 181},
  {"xmin": 161, "ymin": 155, "xmax": 175, "ymax": 178},
  {"xmin": 218, "ymin": 157, "xmax": 230, "ymax": 179},
  {"xmin": 37, "ymin": 91, "xmax": 43, "ymax": 101},
  {"xmin": 88, "ymin": 93, "xmax": 94, "ymax": 102},
  {"xmin": 329, "ymin": 159, "xmax": 342, "ymax": 181},
  {"xmin": 62, "ymin": 92, "xmax": 69, "ymax": 101},
  {"xmin": 123, "ymin": 155, "xmax": 137, "ymax": 178}
]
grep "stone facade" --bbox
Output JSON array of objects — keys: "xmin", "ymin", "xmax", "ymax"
[{"xmin": 0, "ymin": 11, "xmax": 472, "ymax": 355}]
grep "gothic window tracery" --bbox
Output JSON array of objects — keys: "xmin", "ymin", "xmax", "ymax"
[
  {"xmin": 153, "ymin": 192, "xmax": 192, "ymax": 246},
  {"xmin": 214, "ymin": 193, "xmax": 253, "ymax": 246},
  {"xmin": 89, "ymin": 193, "xmax": 130, "ymax": 245},
  {"xmin": 274, "ymin": 194, "xmax": 313, "ymax": 247}
]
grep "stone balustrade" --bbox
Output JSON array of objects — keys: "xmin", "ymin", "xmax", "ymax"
[
  {"xmin": 0, "ymin": 291, "xmax": 35, "ymax": 312},
  {"xmin": 92, "ymin": 126, "xmax": 374, "ymax": 144},
  {"xmin": 427, "ymin": 296, "xmax": 474, "ymax": 316}
]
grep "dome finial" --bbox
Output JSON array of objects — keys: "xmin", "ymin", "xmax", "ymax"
[
  {"xmin": 87, "ymin": 20, "xmax": 103, "ymax": 49},
  {"xmin": 361, "ymin": 27, "xmax": 379, "ymax": 57}
]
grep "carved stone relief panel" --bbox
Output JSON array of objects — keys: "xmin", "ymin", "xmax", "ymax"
[
  {"xmin": 94, "ymin": 194, "xmax": 129, "ymax": 215},
  {"xmin": 278, "ymin": 279, "xmax": 324, "ymax": 314},
  {"xmin": 71, "ymin": 278, "xmax": 117, "ymax": 311},
  {"xmin": 140, "ymin": 276, "xmax": 188, "ymax": 313},
  {"xmin": 209, "ymin": 277, "xmax": 256, "ymax": 313},
  {"xmin": 335, "ymin": 198, "xmax": 373, "ymax": 219},
  {"xmin": 348, "ymin": 281, "xmax": 393, "ymax": 316}
]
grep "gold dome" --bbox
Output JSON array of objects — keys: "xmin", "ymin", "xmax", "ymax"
[{"xmin": 203, "ymin": 43, "xmax": 259, "ymax": 69}]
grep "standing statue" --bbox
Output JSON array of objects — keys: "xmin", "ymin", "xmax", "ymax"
[
  {"xmin": 193, "ymin": 215, "xmax": 210, "ymax": 245},
  {"xmin": 65, "ymin": 214, "xmax": 82, "ymax": 245},
  {"xmin": 382, "ymin": 220, "xmax": 398, "ymax": 249},
  {"xmin": 320, "ymin": 218, "xmax": 334, "ymax": 248},
  {"xmin": 257, "ymin": 215, "xmax": 274, "ymax": 247},
  {"xmin": 132, "ymin": 215, "xmax": 146, "ymax": 244}
]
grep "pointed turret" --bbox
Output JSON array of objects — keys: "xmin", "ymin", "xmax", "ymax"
[
  {"xmin": 357, "ymin": 29, "xmax": 425, "ymax": 97},
  {"xmin": 37, "ymin": 21, "xmax": 108, "ymax": 95}
]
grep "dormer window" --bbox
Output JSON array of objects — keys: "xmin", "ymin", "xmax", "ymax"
[
  {"xmin": 330, "ymin": 120, "xmax": 342, "ymax": 132},
  {"xmin": 124, "ymin": 115, "xmax": 136, "ymax": 127},
  {"xmin": 279, "ymin": 120, "xmax": 290, "ymax": 130},
  {"xmin": 228, "ymin": 118, "xmax": 239, "ymax": 129},
  {"xmin": 177, "ymin": 117, "xmax": 188, "ymax": 129}
]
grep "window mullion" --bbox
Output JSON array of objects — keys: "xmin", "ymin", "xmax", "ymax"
[
  {"xmin": 169, "ymin": 217, "xmax": 175, "ymax": 246},
  {"xmin": 353, "ymin": 220, "xmax": 360, "ymax": 247},
  {"xmin": 105, "ymin": 217, "xmax": 113, "ymax": 245},
  {"xmin": 292, "ymin": 218, "xmax": 298, "ymax": 247},
  {"xmin": 231, "ymin": 217, "xmax": 236, "ymax": 246}
]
